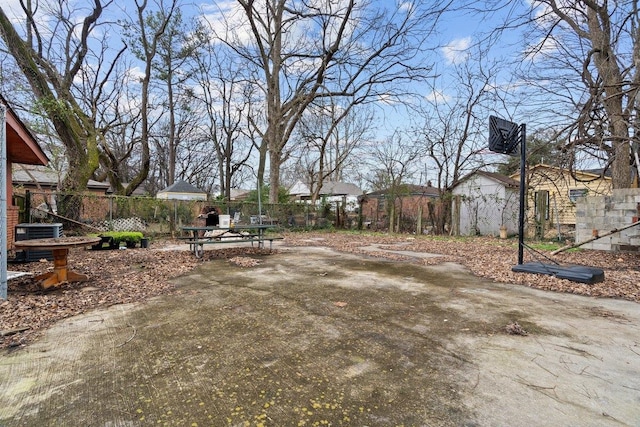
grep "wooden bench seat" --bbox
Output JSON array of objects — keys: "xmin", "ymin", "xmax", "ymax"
[{"xmin": 186, "ymin": 236, "xmax": 284, "ymax": 258}]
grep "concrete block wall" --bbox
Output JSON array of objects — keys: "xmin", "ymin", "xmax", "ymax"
[{"xmin": 575, "ymin": 189, "xmax": 640, "ymax": 252}]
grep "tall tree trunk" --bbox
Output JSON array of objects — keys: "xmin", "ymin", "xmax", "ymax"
[{"xmin": 0, "ymin": 7, "xmax": 100, "ymax": 220}]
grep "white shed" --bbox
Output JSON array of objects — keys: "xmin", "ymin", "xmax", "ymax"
[
  {"xmin": 289, "ymin": 180, "xmax": 362, "ymax": 211},
  {"xmin": 156, "ymin": 180, "xmax": 208, "ymax": 201},
  {"xmin": 451, "ymin": 171, "xmax": 519, "ymax": 236}
]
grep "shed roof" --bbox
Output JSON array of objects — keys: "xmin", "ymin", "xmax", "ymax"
[
  {"xmin": 366, "ymin": 183, "xmax": 440, "ymax": 198},
  {"xmin": 289, "ymin": 180, "xmax": 363, "ymax": 197},
  {"xmin": 321, "ymin": 181, "xmax": 363, "ymax": 196},
  {"xmin": 454, "ymin": 170, "xmax": 519, "ymax": 189},
  {"xmin": 510, "ymin": 163, "xmax": 613, "ymax": 181},
  {"xmin": 230, "ymin": 188, "xmax": 252, "ymax": 200},
  {"xmin": 158, "ymin": 180, "xmax": 207, "ymax": 195}
]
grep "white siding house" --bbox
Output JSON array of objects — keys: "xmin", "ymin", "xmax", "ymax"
[
  {"xmin": 289, "ymin": 180, "xmax": 363, "ymax": 211},
  {"xmin": 451, "ymin": 171, "xmax": 519, "ymax": 236},
  {"xmin": 156, "ymin": 180, "xmax": 208, "ymax": 201}
]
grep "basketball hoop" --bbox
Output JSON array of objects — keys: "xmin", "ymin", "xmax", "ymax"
[{"xmin": 489, "ymin": 115, "xmax": 520, "ymax": 155}]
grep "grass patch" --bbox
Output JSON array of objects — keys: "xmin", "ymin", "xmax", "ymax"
[{"xmin": 526, "ymin": 241, "xmax": 581, "ymax": 252}]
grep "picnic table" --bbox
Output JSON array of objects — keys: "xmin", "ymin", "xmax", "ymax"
[
  {"xmin": 14, "ymin": 236, "xmax": 102, "ymax": 289},
  {"xmin": 181, "ymin": 224, "xmax": 282, "ymax": 258}
]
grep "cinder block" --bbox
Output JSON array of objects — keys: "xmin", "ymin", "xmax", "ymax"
[
  {"xmin": 576, "ymin": 231, "xmax": 590, "ymax": 242},
  {"xmin": 589, "ymin": 242, "xmax": 613, "ymax": 251},
  {"xmin": 615, "ymin": 203, "xmax": 636, "ymax": 211}
]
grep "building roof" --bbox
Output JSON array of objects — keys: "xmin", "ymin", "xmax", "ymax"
[
  {"xmin": 510, "ymin": 163, "xmax": 613, "ymax": 181},
  {"xmin": 12, "ymin": 164, "xmax": 110, "ymax": 191},
  {"xmin": 321, "ymin": 181, "xmax": 363, "ymax": 196},
  {"xmin": 106, "ymin": 182, "xmax": 148, "ymax": 196},
  {"xmin": 230, "ymin": 188, "xmax": 252, "ymax": 200},
  {"xmin": 2, "ymin": 95, "xmax": 49, "ymax": 165},
  {"xmin": 455, "ymin": 170, "xmax": 519, "ymax": 189},
  {"xmin": 289, "ymin": 180, "xmax": 363, "ymax": 197},
  {"xmin": 158, "ymin": 180, "xmax": 207, "ymax": 195},
  {"xmin": 366, "ymin": 183, "xmax": 440, "ymax": 198},
  {"xmin": 574, "ymin": 168, "xmax": 612, "ymax": 178}
]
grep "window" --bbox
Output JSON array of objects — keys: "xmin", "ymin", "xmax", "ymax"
[{"xmin": 568, "ymin": 188, "xmax": 588, "ymax": 203}]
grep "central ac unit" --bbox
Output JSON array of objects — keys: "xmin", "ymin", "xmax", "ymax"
[{"xmin": 15, "ymin": 223, "xmax": 63, "ymax": 262}]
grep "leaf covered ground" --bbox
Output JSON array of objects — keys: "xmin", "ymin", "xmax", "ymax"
[{"xmin": 1, "ymin": 231, "xmax": 638, "ymax": 349}]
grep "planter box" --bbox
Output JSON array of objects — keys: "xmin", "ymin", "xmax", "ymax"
[{"xmin": 92, "ymin": 231, "xmax": 144, "ymax": 250}]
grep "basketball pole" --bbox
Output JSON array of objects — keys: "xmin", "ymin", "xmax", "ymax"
[{"xmin": 517, "ymin": 123, "xmax": 526, "ymax": 265}]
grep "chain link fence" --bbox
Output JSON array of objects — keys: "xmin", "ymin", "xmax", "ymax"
[
  {"xmin": 15, "ymin": 190, "xmax": 566, "ymax": 240},
  {"xmin": 17, "ymin": 191, "xmax": 364, "ymax": 236}
]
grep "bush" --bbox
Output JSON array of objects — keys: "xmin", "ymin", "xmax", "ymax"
[{"xmin": 99, "ymin": 231, "xmax": 144, "ymax": 248}]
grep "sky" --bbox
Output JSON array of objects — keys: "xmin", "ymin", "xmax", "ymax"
[
  {"xmin": 1, "ymin": 0, "xmax": 528, "ymax": 116},
  {"xmin": 1, "ymin": 0, "xmax": 546, "ymax": 185}
]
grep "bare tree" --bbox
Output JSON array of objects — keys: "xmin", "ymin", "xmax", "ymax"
[
  {"xmin": 414, "ymin": 43, "xmax": 504, "ymax": 192},
  {"xmin": 497, "ymin": 128, "xmax": 568, "ymax": 175},
  {"xmin": 195, "ymin": 43, "xmax": 257, "ymax": 200},
  {"xmin": 149, "ymin": 97, "xmax": 214, "ymax": 191},
  {"xmin": 290, "ymin": 99, "xmax": 373, "ymax": 206},
  {"xmin": 113, "ymin": 0, "xmax": 184, "ymax": 196},
  {"xmin": 0, "ymin": 0, "xmax": 129, "ymax": 218},
  {"xmin": 207, "ymin": 0, "xmax": 450, "ymax": 202},
  {"xmin": 365, "ymin": 132, "xmax": 423, "ymax": 232},
  {"xmin": 483, "ymin": 0, "xmax": 638, "ymax": 189}
]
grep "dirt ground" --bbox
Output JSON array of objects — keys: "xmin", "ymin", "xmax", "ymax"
[{"xmin": 1, "ymin": 236, "xmax": 639, "ymax": 426}]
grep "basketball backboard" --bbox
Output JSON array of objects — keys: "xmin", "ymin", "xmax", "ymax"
[{"xmin": 489, "ymin": 115, "xmax": 520, "ymax": 155}]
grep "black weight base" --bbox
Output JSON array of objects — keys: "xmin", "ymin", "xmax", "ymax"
[{"xmin": 512, "ymin": 262, "xmax": 604, "ymax": 284}]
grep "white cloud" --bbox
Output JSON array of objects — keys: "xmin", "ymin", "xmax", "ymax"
[
  {"xmin": 398, "ymin": 1, "xmax": 414, "ymax": 13},
  {"xmin": 125, "ymin": 66, "xmax": 145, "ymax": 82},
  {"xmin": 424, "ymin": 90, "xmax": 450, "ymax": 103},
  {"xmin": 441, "ymin": 37, "xmax": 471, "ymax": 65},
  {"xmin": 376, "ymin": 93, "xmax": 398, "ymax": 105},
  {"xmin": 199, "ymin": 1, "xmax": 252, "ymax": 45}
]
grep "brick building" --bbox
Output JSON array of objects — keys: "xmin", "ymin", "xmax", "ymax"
[
  {"xmin": 360, "ymin": 183, "xmax": 441, "ymax": 233},
  {"xmin": 12, "ymin": 165, "xmax": 112, "ymax": 223}
]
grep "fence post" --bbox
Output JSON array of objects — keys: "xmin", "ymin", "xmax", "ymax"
[
  {"xmin": 452, "ymin": 195, "xmax": 460, "ymax": 236},
  {"xmin": 389, "ymin": 204, "xmax": 395, "ymax": 233},
  {"xmin": 109, "ymin": 196, "xmax": 114, "ymax": 226}
]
